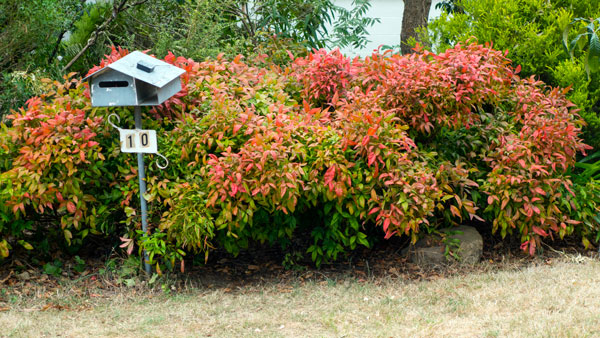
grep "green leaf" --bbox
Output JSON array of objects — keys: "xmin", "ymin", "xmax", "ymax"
[
  {"xmin": 124, "ymin": 206, "xmax": 136, "ymax": 218},
  {"xmin": 0, "ymin": 240, "xmax": 10, "ymax": 258},
  {"xmin": 584, "ymin": 51, "xmax": 591, "ymax": 79},
  {"xmin": 587, "ymin": 20, "xmax": 597, "ymax": 35},
  {"xmin": 64, "ymin": 229, "xmax": 73, "ymax": 245},
  {"xmin": 148, "ymin": 273, "xmax": 159, "ymax": 285},
  {"xmin": 569, "ymin": 32, "xmax": 590, "ymax": 57},
  {"xmin": 588, "ymin": 33, "xmax": 600, "ymax": 72},
  {"xmin": 17, "ymin": 240, "xmax": 33, "ymax": 250},
  {"xmin": 580, "ymin": 151, "xmax": 600, "ymax": 163},
  {"xmin": 563, "ymin": 23, "xmax": 572, "ymax": 53},
  {"xmin": 142, "ymin": 192, "xmax": 153, "ymax": 201}
]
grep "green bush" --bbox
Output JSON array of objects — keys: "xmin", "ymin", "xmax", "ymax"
[
  {"xmin": 0, "ymin": 70, "xmax": 49, "ymax": 120},
  {"xmin": 0, "ymin": 0, "xmax": 83, "ymax": 72},
  {"xmin": 425, "ymin": 0, "xmax": 600, "ymax": 150}
]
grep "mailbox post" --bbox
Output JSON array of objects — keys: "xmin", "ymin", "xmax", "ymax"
[{"xmin": 85, "ymin": 51, "xmax": 185, "ymax": 273}]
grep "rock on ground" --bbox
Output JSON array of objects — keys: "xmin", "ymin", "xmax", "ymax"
[{"xmin": 405, "ymin": 225, "xmax": 483, "ymax": 267}]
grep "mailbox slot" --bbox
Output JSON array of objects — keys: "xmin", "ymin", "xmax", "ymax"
[{"xmin": 99, "ymin": 80, "xmax": 129, "ymax": 88}]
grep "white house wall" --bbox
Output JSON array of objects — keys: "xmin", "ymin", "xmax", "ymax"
[{"xmin": 330, "ymin": 0, "xmax": 443, "ymax": 56}]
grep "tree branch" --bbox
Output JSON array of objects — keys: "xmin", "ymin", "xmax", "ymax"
[{"xmin": 61, "ymin": 0, "xmax": 149, "ymax": 72}]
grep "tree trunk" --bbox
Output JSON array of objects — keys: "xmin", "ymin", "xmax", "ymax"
[{"xmin": 401, "ymin": 0, "xmax": 432, "ymax": 55}]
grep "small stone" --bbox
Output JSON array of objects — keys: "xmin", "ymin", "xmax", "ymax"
[{"xmin": 16, "ymin": 271, "xmax": 30, "ymax": 280}]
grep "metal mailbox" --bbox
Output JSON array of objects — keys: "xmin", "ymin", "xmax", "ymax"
[
  {"xmin": 84, "ymin": 51, "xmax": 185, "ymax": 107},
  {"xmin": 84, "ymin": 51, "xmax": 186, "ymax": 274}
]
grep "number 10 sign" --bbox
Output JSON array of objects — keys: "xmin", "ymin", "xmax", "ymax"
[{"xmin": 119, "ymin": 129, "xmax": 158, "ymax": 154}]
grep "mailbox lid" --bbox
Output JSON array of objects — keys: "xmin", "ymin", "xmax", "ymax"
[
  {"xmin": 84, "ymin": 51, "xmax": 185, "ymax": 89},
  {"xmin": 107, "ymin": 51, "xmax": 185, "ymax": 88}
]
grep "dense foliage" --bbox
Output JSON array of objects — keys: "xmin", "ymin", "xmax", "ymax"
[
  {"xmin": 1, "ymin": 43, "xmax": 598, "ymax": 269},
  {"xmin": 0, "ymin": 0, "xmax": 86, "ymax": 115},
  {"xmin": 0, "ymin": 0, "xmax": 377, "ymax": 119},
  {"xmin": 424, "ymin": 0, "xmax": 600, "ymax": 150}
]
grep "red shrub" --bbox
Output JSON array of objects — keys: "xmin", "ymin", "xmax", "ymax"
[
  {"xmin": 1, "ymin": 75, "xmax": 108, "ymax": 246},
  {"xmin": 2, "ymin": 42, "xmax": 591, "ymax": 262},
  {"xmin": 482, "ymin": 79, "xmax": 591, "ymax": 254},
  {"xmin": 292, "ymin": 48, "xmax": 360, "ymax": 106},
  {"xmin": 359, "ymin": 43, "xmax": 515, "ymax": 132}
]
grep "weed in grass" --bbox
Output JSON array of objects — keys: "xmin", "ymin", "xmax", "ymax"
[
  {"xmin": 73, "ymin": 256, "xmax": 85, "ymax": 273},
  {"xmin": 42, "ymin": 259, "xmax": 62, "ymax": 277},
  {"xmin": 485, "ymin": 329, "xmax": 500, "ymax": 337}
]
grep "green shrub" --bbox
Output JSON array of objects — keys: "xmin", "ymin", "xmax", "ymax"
[
  {"xmin": 0, "ymin": 71, "xmax": 49, "ymax": 120},
  {"xmin": 0, "ymin": 0, "xmax": 83, "ymax": 72},
  {"xmin": 425, "ymin": 0, "xmax": 600, "ymax": 150}
]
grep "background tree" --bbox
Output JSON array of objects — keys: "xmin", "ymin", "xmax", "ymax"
[
  {"xmin": 401, "ymin": 0, "xmax": 432, "ymax": 54},
  {"xmin": 0, "ymin": 0, "xmax": 377, "ymax": 119}
]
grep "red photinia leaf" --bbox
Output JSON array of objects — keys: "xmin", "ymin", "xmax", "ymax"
[
  {"xmin": 384, "ymin": 230, "xmax": 397, "ymax": 239},
  {"xmin": 368, "ymin": 207, "xmax": 380, "ymax": 215},
  {"xmin": 367, "ymin": 152, "xmax": 377, "ymax": 166},
  {"xmin": 324, "ymin": 166, "xmax": 336, "ymax": 185},
  {"xmin": 66, "ymin": 202, "xmax": 76, "ymax": 214},
  {"xmin": 532, "ymin": 226, "xmax": 548, "ymax": 237},
  {"xmin": 207, "ymin": 192, "xmax": 218, "ymax": 207},
  {"xmin": 520, "ymin": 240, "xmax": 529, "ymax": 251},
  {"xmin": 529, "ymin": 239, "xmax": 536, "ymax": 256},
  {"xmin": 383, "ymin": 218, "xmax": 390, "ymax": 233},
  {"xmin": 450, "ymin": 205, "xmax": 461, "ymax": 218}
]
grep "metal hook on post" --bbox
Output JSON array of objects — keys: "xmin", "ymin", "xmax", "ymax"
[
  {"xmin": 155, "ymin": 153, "xmax": 169, "ymax": 170},
  {"xmin": 107, "ymin": 113, "xmax": 122, "ymax": 130}
]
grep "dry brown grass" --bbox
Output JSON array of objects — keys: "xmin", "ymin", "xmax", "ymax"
[{"xmin": 2, "ymin": 255, "xmax": 600, "ymax": 337}]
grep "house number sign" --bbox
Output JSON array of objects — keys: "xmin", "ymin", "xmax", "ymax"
[
  {"xmin": 107, "ymin": 113, "xmax": 168, "ymax": 168},
  {"xmin": 119, "ymin": 129, "xmax": 158, "ymax": 154}
]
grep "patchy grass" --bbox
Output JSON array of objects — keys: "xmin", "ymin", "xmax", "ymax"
[{"xmin": 1, "ymin": 254, "xmax": 600, "ymax": 337}]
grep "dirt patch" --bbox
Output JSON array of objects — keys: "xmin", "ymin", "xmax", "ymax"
[{"xmin": 0, "ymin": 234, "xmax": 594, "ymax": 308}]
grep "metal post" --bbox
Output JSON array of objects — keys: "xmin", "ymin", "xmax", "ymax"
[{"xmin": 135, "ymin": 106, "xmax": 151, "ymax": 274}]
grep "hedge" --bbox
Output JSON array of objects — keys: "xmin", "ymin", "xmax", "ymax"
[{"xmin": 1, "ymin": 44, "xmax": 598, "ymax": 269}]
